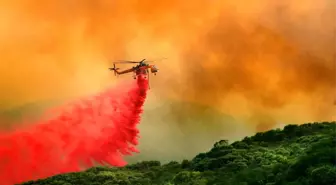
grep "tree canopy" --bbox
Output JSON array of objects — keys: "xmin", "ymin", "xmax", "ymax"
[{"xmin": 20, "ymin": 121, "xmax": 336, "ymax": 185}]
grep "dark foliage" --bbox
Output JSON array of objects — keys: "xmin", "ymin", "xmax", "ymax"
[{"xmin": 20, "ymin": 121, "xmax": 336, "ymax": 185}]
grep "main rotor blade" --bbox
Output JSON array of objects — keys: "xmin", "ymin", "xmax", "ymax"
[
  {"xmin": 113, "ymin": 58, "xmax": 166, "ymax": 64},
  {"xmin": 113, "ymin": 60, "xmax": 140, "ymax": 64}
]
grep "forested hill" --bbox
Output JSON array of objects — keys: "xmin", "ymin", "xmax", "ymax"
[{"xmin": 22, "ymin": 121, "xmax": 336, "ymax": 185}]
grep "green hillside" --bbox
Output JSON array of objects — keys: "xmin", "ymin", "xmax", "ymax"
[{"xmin": 21, "ymin": 121, "xmax": 336, "ymax": 185}]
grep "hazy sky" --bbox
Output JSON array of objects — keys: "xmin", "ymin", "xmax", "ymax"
[{"xmin": 0, "ymin": 0, "xmax": 334, "ymax": 161}]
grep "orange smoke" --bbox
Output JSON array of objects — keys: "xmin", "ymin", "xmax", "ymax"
[{"xmin": 0, "ymin": 0, "xmax": 335, "ymax": 131}]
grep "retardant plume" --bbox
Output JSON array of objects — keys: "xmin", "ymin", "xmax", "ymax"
[{"xmin": 0, "ymin": 76, "xmax": 148, "ymax": 185}]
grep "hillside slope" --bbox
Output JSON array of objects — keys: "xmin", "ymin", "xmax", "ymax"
[{"xmin": 21, "ymin": 121, "xmax": 336, "ymax": 185}]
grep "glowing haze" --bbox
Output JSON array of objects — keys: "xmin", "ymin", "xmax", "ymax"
[{"xmin": 0, "ymin": 0, "xmax": 335, "ymax": 159}]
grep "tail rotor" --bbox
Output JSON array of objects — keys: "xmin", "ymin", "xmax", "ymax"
[
  {"xmin": 109, "ymin": 64, "xmax": 119, "ymax": 76},
  {"xmin": 113, "ymin": 64, "xmax": 117, "ymax": 76}
]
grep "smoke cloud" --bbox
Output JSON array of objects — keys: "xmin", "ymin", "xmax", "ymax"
[{"xmin": 0, "ymin": 0, "xmax": 335, "ymax": 161}]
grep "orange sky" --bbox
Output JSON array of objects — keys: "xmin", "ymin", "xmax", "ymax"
[{"xmin": 0, "ymin": 0, "xmax": 335, "ymax": 131}]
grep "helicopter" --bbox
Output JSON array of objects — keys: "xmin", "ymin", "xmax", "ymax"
[{"xmin": 109, "ymin": 58, "xmax": 165, "ymax": 88}]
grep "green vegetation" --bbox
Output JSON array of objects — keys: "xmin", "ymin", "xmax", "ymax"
[{"xmin": 21, "ymin": 121, "xmax": 336, "ymax": 185}]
